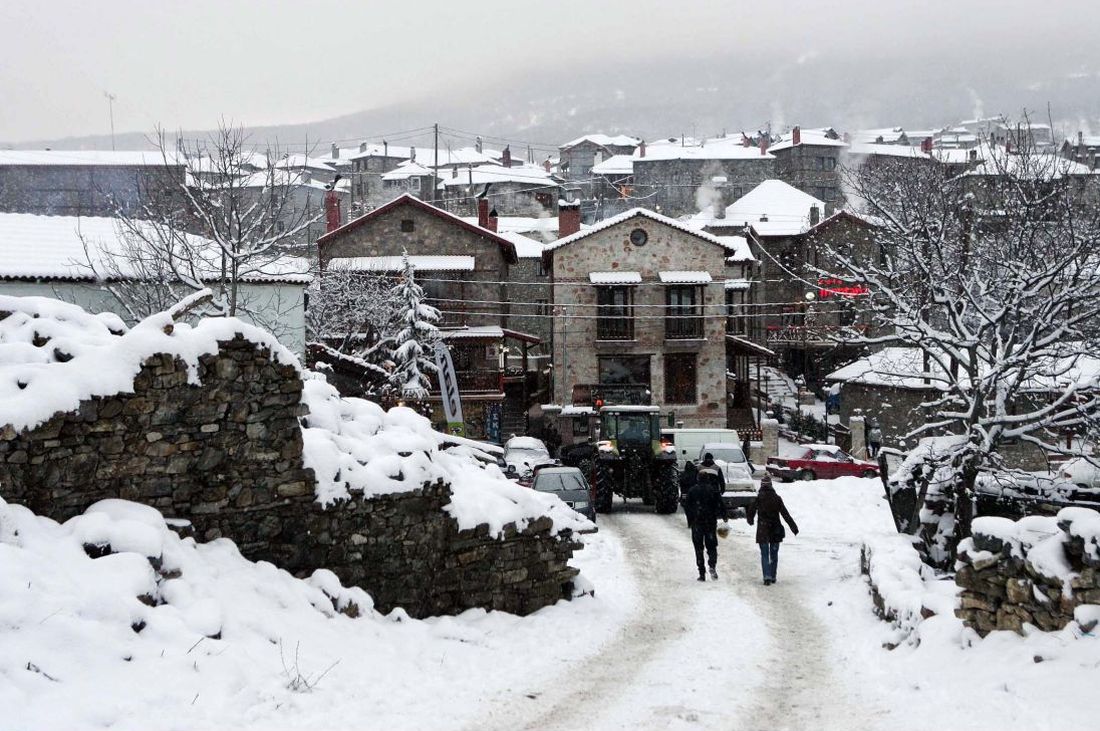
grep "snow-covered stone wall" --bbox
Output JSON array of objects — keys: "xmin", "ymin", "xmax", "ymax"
[
  {"xmin": 0, "ymin": 296, "xmax": 585, "ymax": 618},
  {"xmin": 955, "ymin": 510, "xmax": 1100, "ymax": 635}
]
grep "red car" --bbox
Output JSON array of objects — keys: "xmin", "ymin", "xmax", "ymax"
[{"xmin": 767, "ymin": 444, "xmax": 879, "ymax": 482}]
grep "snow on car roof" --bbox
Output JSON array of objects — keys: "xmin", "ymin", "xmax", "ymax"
[
  {"xmin": 504, "ymin": 436, "xmax": 548, "ymax": 451},
  {"xmin": 805, "ymin": 444, "xmax": 843, "ymax": 452},
  {"xmin": 599, "ymin": 405, "xmax": 660, "ymax": 413}
]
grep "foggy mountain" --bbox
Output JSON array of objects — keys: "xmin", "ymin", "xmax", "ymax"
[{"xmin": 9, "ymin": 48, "xmax": 1100, "ymax": 153}]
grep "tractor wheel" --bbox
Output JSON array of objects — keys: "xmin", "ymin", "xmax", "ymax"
[
  {"xmin": 654, "ymin": 462, "xmax": 680, "ymax": 514},
  {"xmin": 594, "ymin": 462, "xmax": 615, "ymax": 513},
  {"xmin": 800, "ymin": 468, "xmax": 816, "ymax": 482}
]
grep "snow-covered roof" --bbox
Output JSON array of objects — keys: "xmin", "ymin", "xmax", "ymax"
[
  {"xmin": 497, "ymin": 231, "xmax": 546, "ymax": 259},
  {"xmin": 459, "ymin": 214, "xmax": 575, "ymax": 243},
  {"xmin": 381, "ymin": 160, "xmax": 433, "ymax": 180},
  {"xmin": 348, "ymin": 142, "xmax": 413, "ymax": 161},
  {"xmin": 440, "ymin": 325, "xmax": 505, "ymax": 340},
  {"xmin": 0, "ymin": 150, "xmax": 183, "ymax": 167},
  {"xmin": 717, "ymin": 235, "xmax": 755, "ymax": 262},
  {"xmin": 844, "ymin": 143, "xmax": 933, "ymax": 160},
  {"xmin": 436, "ymin": 164, "xmax": 558, "ymax": 189},
  {"xmin": 658, "ymin": 271, "xmax": 712, "ymax": 284},
  {"xmin": 767, "ymin": 129, "xmax": 848, "ymax": 153},
  {"xmin": 560, "ymin": 134, "xmax": 640, "ymax": 150},
  {"xmin": 965, "ymin": 147, "xmax": 1096, "ymax": 179},
  {"xmin": 826, "ymin": 346, "xmax": 1100, "ymax": 392},
  {"xmin": 633, "ymin": 137, "xmax": 774, "ymax": 162},
  {"xmin": 591, "ymin": 155, "xmax": 635, "ymax": 176},
  {"xmin": 851, "ymin": 128, "xmax": 909, "ymax": 145},
  {"xmin": 724, "ymin": 278, "xmax": 752, "ymax": 290},
  {"xmin": 589, "ymin": 271, "xmax": 641, "ymax": 284},
  {"xmin": 238, "ymin": 168, "xmax": 349, "ymax": 192},
  {"xmin": 326, "ymin": 255, "xmax": 475, "ymax": 272},
  {"xmin": 691, "ymin": 180, "xmax": 825, "ymax": 237},
  {"xmin": 0, "ymin": 213, "xmax": 312, "ymax": 284},
  {"xmin": 546, "ymin": 207, "xmax": 748, "ymax": 255}
]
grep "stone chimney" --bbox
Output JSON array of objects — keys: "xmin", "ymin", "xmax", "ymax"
[
  {"xmin": 639, "ymin": 140, "xmax": 647, "ymax": 157},
  {"xmin": 543, "ymin": 157, "xmax": 552, "ymax": 173},
  {"xmin": 809, "ymin": 205, "xmax": 820, "ymax": 227},
  {"xmin": 759, "ymin": 136, "xmax": 769, "ymax": 155},
  {"xmin": 410, "ymin": 146, "xmax": 416, "ymax": 162},
  {"xmin": 792, "ymin": 126, "xmax": 801, "ymax": 146},
  {"xmin": 478, "ymin": 196, "xmax": 489, "ymax": 228},
  {"xmin": 920, "ymin": 137, "xmax": 933, "ymax": 154},
  {"xmin": 502, "ymin": 146, "xmax": 512, "ymax": 167},
  {"xmin": 558, "ymin": 200, "xmax": 581, "ymax": 238},
  {"xmin": 476, "ymin": 136, "xmax": 483, "ymax": 154},
  {"xmin": 487, "ymin": 207, "xmax": 499, "ymax": 232},
  {"xmin": 741, "ymin": 133, "xmax": 751, "ymax": 147},
  {"xmin": 359, "ymin": 141, "xmax": 367, "ymax": 153},
  {"xmin": 324, "ymin": 187, "xmax": 342, "ymax": 233},
  {"xmin": 331, "ymin": 143, "xmax": 339, "ymax": 159},
  {"xmin": 1079, "ymin": 130, "xmax": 1084, "ymax": 146}
]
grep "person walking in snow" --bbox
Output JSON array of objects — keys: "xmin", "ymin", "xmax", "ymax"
[
  {"xmin": 684, "ymin": 453, "xmax": 728, "ymax": 582},
  {"xmin": 867, "ymin": 420, "xmax": 883, "ymax": 458},
  {"xmin": 679, "ymin": 460, "xmax": 698, "ymax": 503},
  {"xmin": 746, "ymin": 474, "xmax": 799, "ymax": 585}
]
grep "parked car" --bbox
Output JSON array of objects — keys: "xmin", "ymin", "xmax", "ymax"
[
  {"xmin": 697, "ymin": 442, "xmax": 757, "ymax": 510},
  {"xmin": 767, "ymin": 444, "xmax": 879, "ymax": 482},
  {"xmin": 503, "ymin": 436, "xmax": 555, "ymax": 481},
  {"xmin": 530, "ymin": 466, "xmax": 596, "ymax": 522},
  {"xmin": 661, "ymin": 428, "xmax": 740, "ymax": 470}
]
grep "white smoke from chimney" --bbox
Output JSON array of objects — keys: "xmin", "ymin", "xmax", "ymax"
[
  {"xmin": 967, "ymin": 88, "xmax": 985, "ymax": 121},
  {"xmin": 694, "ymin": 163, "xmax": 726, "ymax": 218}
]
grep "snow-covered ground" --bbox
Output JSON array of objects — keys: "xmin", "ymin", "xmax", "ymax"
[{"xmin": 4, "ymin": 476, "xmax": 1099, "ymax": 730}]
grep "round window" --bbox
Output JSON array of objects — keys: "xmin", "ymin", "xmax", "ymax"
[{"xmin": 629, "ymin": 228, "xmax": 648, "ymax": 246}]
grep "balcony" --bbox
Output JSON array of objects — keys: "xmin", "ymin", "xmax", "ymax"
[
  {"xmin": 765, "ymin": 324, "xmax": 869, "ymax": 346},
  {"xmin": 429, "ymin": 369, "xmax": 503, "ymax": 394},
  {"xmin": 665, "ymin": 315, "xmax": 703, "ymax": 340},
  {"xmin": 596, "ymin": 317, "xmax": 634, "ymax": 340}
]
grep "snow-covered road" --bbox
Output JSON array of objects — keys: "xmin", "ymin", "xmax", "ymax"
[{"xmin": 466, "ymin": 498, "xmax": 881, "ymax": 731}]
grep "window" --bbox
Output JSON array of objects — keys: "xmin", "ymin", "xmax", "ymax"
[
  {"xmin": 573, "ymin": 416, "xmax": 590, "ymax": 436},
  {"xmin": 534, "ymin": 298, "xmax": 550, "ymax": 316},
  {"xmin": 665, "ymin": 353, "xmax": 697, "ymax": 404},
  {"xmin": 823, "ymin": 156, "xmax": 836, "ymax": 171},
  {"xmin": 726, "ymin": 289, "xmax": 748, "ymax": 335},
  {"xmin": 599, "ymin": 356, "xmax": 650, "ymax": 388},
  {"xmin": 409, "ymin": 177, "xmax": 421, "ymax": 191},
  {"xmin": 400, "ymin": 218, "xmax": 415, "ymax": 232},
  {"xmin": 535, "ymin": 258, "xmax": 548, "ymax": 277},
  {"xmin": 629, "ymin": 228, "xmax": 649, "ymax": 246},
  {"xmin": 665, "ymin": 286, "xmax": 702, "ymax": 339},
  {"xmin": 596, "ymin": 286, "xmax": 634, "ymax": 340}
]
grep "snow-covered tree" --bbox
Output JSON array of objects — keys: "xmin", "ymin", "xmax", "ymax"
[
  {"xmin": 388, "ymin": 257, "xmax": 441, "ymax": 400},
  {"xmin": 828, "ymin": 128, "xmax": 1100, "ymax": 562},
  {"xmin": 86, "ymin": 123, "xmax": 318, "ymax": 333}
]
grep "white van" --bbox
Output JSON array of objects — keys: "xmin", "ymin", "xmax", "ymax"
[{"xmin": 660, "ymin": 428, "xmax": 740, "ymax": 470}]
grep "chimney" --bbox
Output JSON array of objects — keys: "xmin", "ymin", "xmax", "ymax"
[
  {"xmin": 502, "ymin": 146, "xmax": 512, "ymax": 167},
  {"xmin": 1079, "ymin": 131, "xmax": 1084, "ymax": 146},
  {"xmin": 741, "ymin": 133, "xmax": 751, "ymax": 147},
  {"xmin": 639, "ymin": 140, "xmax": 646, "ymax": 157},
  {"xmin": 331, "ymin": 143, "xmax": 339, "ymax": 159},
  {"xmin": 809, "ymin": 205, "xmax": 820, "ymax": 227},
  {"xmin": 558, "ymin": 199, "xmax": 581, "ymax": 238},
  {"xmin": 477, "ymin": 196, "xmax": 489, "ymax": 228},
  {"xmin": 410, "ymin": 146, "xmax": 416, "ymax": 162},
  {"xmin": 487, "ymin": 207, "xmax": 498, "ymax": 232},
  {"xmin": 359, "ymin": 141, "xmax": 367, "ymax": 153},
  {"xmin": 324, "ymin": 186, "xmax": 342, "ymax": 233},
  {"xmin": 920, "ymin": 137, "xmax": 933, "ymax": 154},
  {"xmin": 759, "ymin": 136, "xmax": 769, "ymax": 155},
  {"xmin": 475, "ymin": 136, "xmax": 483, "ymax": 154},
  {"xmin": 843, "ymin": 132, "xmax": 851, "ymax": 143},
  {"xmin": 792, "ymin": 126, "xmax": 801, "ymax": 146},
  {"xmin": 543, "ymin": 157, "xmax": 552, "ymax": 173},
  {"xmin": 969, "ymin": 148, "xmax": 978, "ymax": 162}
]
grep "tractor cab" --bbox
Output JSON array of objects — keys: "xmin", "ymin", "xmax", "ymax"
[{"xmin": 598, "ymin": 406, "xmax": 663, "ymax": 454}]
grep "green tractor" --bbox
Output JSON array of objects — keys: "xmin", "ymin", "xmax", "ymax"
[{"xmin": 592, "ymin": 405, "xmax": 680, "ymax": 514}]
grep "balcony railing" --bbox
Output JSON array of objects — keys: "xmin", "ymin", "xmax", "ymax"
[
  {"xmin": 429, "ymin": 369, "xmax": 503, "ymax": 394},
  {"xmin": 765, "ymin": 324, "xmax": 869, "ymax": 345},
  {"xmin": 596, "ymin": 316, "xmax": 634, "ymax": 340},
  {"xmin": 665, "ymin": 315, "xmax": 703, "ymax": 340}
]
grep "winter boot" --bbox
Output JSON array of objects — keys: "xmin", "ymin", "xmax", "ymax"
[
  {"xmin": 709, "ymin": 566, "xmax": 718, "ymax": 580},
  {"xmin": 697, "ymin": 567, "xmax": 706, "ymax": 582}
]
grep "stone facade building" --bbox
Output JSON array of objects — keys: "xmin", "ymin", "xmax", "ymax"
[
  {"xmin": 0, "ymin": 150, "xmax": 185, "ymax": 218},
  {"xmin": 316, "ymin": 194, "xmax": 542, "ymax": 440},
  {"xmin": 557, "ymin": 134, "xmax": 639, "ymax": 196},
  {"xmin": 544, "ymin": 207, "xmax": 748, "ymax": 427},
  {"xmin": 769, "ymin": 127, "xmax": 847, "ymax": 209}
]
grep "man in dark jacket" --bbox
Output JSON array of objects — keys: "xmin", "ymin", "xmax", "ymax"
[
  {"xmin": 746, "ymin": 474, "xmax": 799, "ymax": 585},
  {"xmin": 679, "ymin": 460, "xmax": 698, "ymax": 504},
  {"xmin": 684, "ymin": 453, "xmax": 728, "ymax": 581}
]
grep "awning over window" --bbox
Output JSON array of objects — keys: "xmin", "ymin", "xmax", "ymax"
[
  {"xmin": 724, "ymin": 278, "xmax": 752, "ymax": 290},
  {"xmin": 658, "ymin": 271, "xmax": 713, "ymax": 284},
  {"xmin": 589, "ymin": 271, "xmax": 642, "ymax": 284}
]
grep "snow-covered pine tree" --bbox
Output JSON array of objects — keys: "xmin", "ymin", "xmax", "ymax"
[{"xmin": 388, "ymin": 255, "xmax": 441, "ymax": 401}]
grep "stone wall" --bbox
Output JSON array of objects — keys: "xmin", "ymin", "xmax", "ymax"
[
  {"xmin": 0, "ymin": 335, "xmax": 582, "ymax": 618},
  {"xmin": 633, "ymin": 157, "xmax": 775, "ymax": 218},
  {"xmin": 955, "ymin": 512, "xmax": 1100, "ymax": 635}
]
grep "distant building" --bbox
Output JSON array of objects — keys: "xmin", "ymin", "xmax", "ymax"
[
  {"xmin": 436, "ymin": 164, "xmax": 561, "ymax": 217},
  {"xmin": 768, "ymin": 127, "xmax": 847, "ymax": 209},
  {"xmin": 557, "ymin": 134, "xmax": 640, "ymax": 185},
  {"xmin": 1061, "ymin": 132, "xmax": 1100, "ymax": 170},
  {"xmin": 0, "ymin": 150, "xmax": 185, "ymax": 218}
]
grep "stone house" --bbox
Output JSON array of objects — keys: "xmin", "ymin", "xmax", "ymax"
[
  {"xmin": 557, "ymin": 134, "xmax": 640, "ymax": 190},
  {"xmin": 436, "ymin": 164, "xmax": 561, "ymax": 218},
  {"xmin": 0, "ymin": 150, "xmax": 185, "ymax": 218},
  {"xmin": 1061, "ymin": 132, "xmax": 1100, "ymax": 170},
  {"xmin": 315, "ymin": 193, "xmax": 542, "ymax": 440},
  {"xmin": 768, "ymin": 126, "xmax": 848, "ymax": 209},
  {"xmin": 238, "ymin": 167, "xmax": 350, "ymax": 253},
  {"xmin": 631, "ymin": 137, "xmax": 776, "ymax": 218},
  {"xmin": 346, "ymin": 142, "xmax": 415, "ymax": 213},
  {"xmin": 0, "ymin": 212, "xmax": 312, "ymax": 353},
  {"xmin": 543, "ymin": 207, "xmax": 751, "ymax": 428}
]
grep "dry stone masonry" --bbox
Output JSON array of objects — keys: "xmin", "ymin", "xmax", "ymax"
[
  {"xmin": 955, "ymin": 510, "xmax": 1100, "ymax": 636},
  {"xmin": 0, "ymin": 302, "xmax": 583, "ymax": 618}
]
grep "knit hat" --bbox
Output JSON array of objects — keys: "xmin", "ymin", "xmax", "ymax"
[{"xmin": 759, "ymin": 474, "xmax": 773, "ymax": 488}]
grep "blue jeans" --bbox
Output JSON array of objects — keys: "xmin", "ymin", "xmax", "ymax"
[{"xmin": 759, "ymin": 542, "xmax": 780, "ymax": 581}]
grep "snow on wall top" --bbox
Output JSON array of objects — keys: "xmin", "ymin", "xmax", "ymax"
[
  {"xmin": 327, "ymin": 255, "xmax": 475, "ymax": 272},
  {"xmin": 0, "ymin": 213, "xmax": 313, "ymax": 283},
  {"xmin": 0, "ymin": 295, "xmax": 298, "ymax": 433},
  {"xmin": 299, "ymin": 373, "xmax": 590, "ymax": 537},
  {"xmin": 560, "ymin": 134, "xmax": 640, "ymax": 150},
  {"xmin": 591, "ymin": 154, "xmax": 635, "ymax": 175}
]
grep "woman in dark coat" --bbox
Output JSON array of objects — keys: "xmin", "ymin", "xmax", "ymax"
[
  {"xmin": 745, "ymin": 474, "xmax": 799, "ymax": 585},
  {"xmin": 679, "ymin": 460, "xmax": 698, "ymax": 502}
]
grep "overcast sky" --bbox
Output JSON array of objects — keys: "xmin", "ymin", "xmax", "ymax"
[{"xmin": 2, "ymin": 0, "xmax": 1098, "ymax": 143}]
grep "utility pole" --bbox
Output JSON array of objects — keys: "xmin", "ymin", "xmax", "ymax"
[
  {"xmin": 104, "ymin": 92, "xmax": 117, "ymax": 151},
  {"xmin": 433, "ymin": 123, "xmax": 440, "ymax": 204}
]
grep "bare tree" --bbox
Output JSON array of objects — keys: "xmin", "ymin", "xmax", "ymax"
[
  {"xmin": 827, "ymin": 129, "xmax": 1100, "ymax": 563},
  {"xmin": 86, "ymin": 122, "xmax": 319, "ymax": 330}
]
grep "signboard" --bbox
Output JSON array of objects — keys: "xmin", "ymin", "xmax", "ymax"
[
  {"xmin": 570, "ymin": 383, "xmax": 651, "ymax": 407},
  {"xmin": 817, "ymin": 277, "xmax": 869, "ymax": 299},
  {"xmin": 485, "ymin": 403, "xmax": 502, "ymax": 444},
  {"xmin": 433, "ymin": 341, "xmax": 465, "ymax": 436}
]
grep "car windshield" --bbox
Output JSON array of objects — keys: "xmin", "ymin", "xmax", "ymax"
[
  {"xmin": 707, "ymin": 447, "xmax": 746, "ymax": 463},
  {"xmin": 533, "ymin": 472, "xmax": 589, "ymax": 493},
  {"xmin": 615, "ymin": 414, "xmax": 652, "ymax": 443}
]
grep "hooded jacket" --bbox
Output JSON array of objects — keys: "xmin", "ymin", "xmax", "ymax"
[{"xmin": 746, "ymin": 480, "xmax": 799, "ymax": 544}]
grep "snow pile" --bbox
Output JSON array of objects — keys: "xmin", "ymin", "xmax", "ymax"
[
  {"xmin": 299, "ymin": 373, "xmax": 591, "ymax": 537},
  {"xmin": 862, "ymin": 533, "xmax": 959, "ymax": 640},
  {"xmin": 0, "ymin": 294, "xmax": 297, "ymax": 433},
  {"xmin": 0, "ymin": 495, "xmax": 623, "ymax": 730}
]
